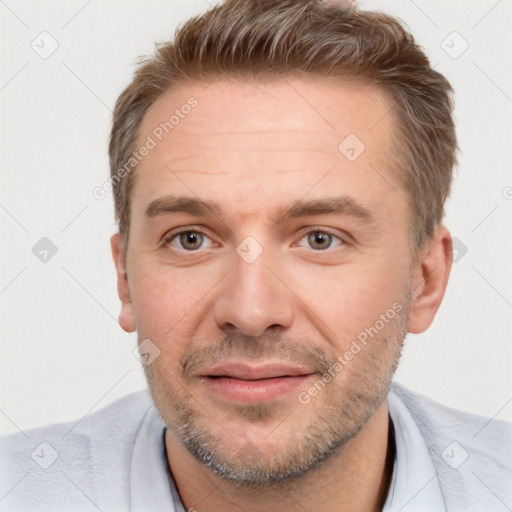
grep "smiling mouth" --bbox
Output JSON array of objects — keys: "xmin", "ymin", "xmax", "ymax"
[
  {"xmin": 201, "ymin": 361, "xmax": 315, "ymax": 380},
  {"xmin": 199, "ymin": 362, "xmax": 316, "ymax": 402},
  {"xmin": 206, "ymin": 374, "xmax": 311, "ymax": 380}
]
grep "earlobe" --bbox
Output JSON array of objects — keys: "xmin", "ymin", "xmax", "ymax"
[
  {"xmin": 407, "ymin": 225, "xmax": 453, "ymax": 334},
  {"xmin": 110, "ymin": 233, "xmax": 137, "ymax": 333}
]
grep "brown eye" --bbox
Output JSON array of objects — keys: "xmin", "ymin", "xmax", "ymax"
[
  {"xmin": 165, "ymin": 230, "xmax": 211, "ymax": 251},
  {"xmin": 307, "ymin": 231, "xmax": 333, "ymax": 250},
  {"xmin": 178, "ymin": 231, "xmax": 204, "ymax": 250}
]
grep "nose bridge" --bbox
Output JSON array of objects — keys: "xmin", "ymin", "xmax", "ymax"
[{"xmin": 213, "ymin": 245, "xmax": 294, "ymax": 337}]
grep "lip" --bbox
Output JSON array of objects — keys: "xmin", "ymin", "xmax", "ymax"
[
  {"xmin": 199, "ymin": 362, "xmax": 316, "ymax": 403},
  {"xmin": 202, "ymin": 361, "xmax": 314, "ymax": 380}
]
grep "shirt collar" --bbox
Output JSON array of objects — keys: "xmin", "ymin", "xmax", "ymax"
[
  {"xmin": 130, "ymin": 404, "xmax": 182, "ymax": 512},
  {"xmin": 383, "ymin": 388, "xmax": 446, "ymax": 512},
  {"xmin": 130, "ymin": 389, "xmax": 446, "ymax": 512}
]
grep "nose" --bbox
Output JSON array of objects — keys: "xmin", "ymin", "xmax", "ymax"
[{"xmin": 212, "ymin": 248, "xmax": 294, "ymax": 337}]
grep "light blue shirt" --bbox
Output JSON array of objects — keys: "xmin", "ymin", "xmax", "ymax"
[
  {"xmin": 1, "ymin": 383, "xmax": 510, "ymax": 511},
  {"xmin": 384, "ymin": 390, "xmax": 445, "ymax": 511},
  {"xmin": 129, "ymin": 387, "xmax": 446, "ymax": 511}
]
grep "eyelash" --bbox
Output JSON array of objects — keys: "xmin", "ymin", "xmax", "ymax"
[
  {"xmin": 162, "ymin": 226, "xmax": 214, "ymax": 251},
  {"xmin": 162, "ymin": 227, "xmax": 346, "ymax": 252}
]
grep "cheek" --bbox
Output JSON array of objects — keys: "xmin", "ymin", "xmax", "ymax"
[
  {"xmin": 130, "ymin": 276, "xmax": 200, "ymax": 370},
  {"xmin": 288, "ymin": 254, "xmax": 409, "ymax": 343},
  {"xmin": 128, "ymin": 261, "xmax": 220, "ymax": 342}
]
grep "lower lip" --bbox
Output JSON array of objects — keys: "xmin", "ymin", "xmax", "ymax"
[{"xmin": 202, "ymin": 375, "xmax": 314, "ymax": 403}]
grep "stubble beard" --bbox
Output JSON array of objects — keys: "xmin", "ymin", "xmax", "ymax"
[{"xmin": 143, "ymin": 297, "xmax": 409, "ymax": 488}]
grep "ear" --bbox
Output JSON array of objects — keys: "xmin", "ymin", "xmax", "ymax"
[
  {"xmin": 407, "ymin": 224, "xmax": 453, "ymax": 334},
  {"xmin": 110, "ymin": 233, "xmax": 136, "ymax": 333}
]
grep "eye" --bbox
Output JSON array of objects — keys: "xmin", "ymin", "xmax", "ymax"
[
  {"xmin": 166, "ymin": 230, "xmax": 213, "ymax": 251},
  {"xmin": 297, "ymin": 230, "xmax": 344, "ymax": 251}
]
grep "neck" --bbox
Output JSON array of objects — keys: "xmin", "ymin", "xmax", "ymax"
[{"xmin": 165, "ymin": 400, "xmax": 394, "ymax": 512}]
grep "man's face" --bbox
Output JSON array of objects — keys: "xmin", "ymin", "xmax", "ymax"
[{"xmin": 117, "ymin": 76, "xmax": 415, "ymax": 483}]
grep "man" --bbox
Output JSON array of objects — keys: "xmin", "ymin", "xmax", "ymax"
[{"xmin": 1, "ymin": 0, "xmax": 510, "ymax": 510}]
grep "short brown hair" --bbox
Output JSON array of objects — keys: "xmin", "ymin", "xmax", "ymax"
[{"xmin": 109, "ymin": 0, "xmax": 457, "ymax": 252}]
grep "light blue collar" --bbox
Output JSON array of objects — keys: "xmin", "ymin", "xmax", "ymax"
[{"xmin": 383, "ymin": 389, "xmax": 446, "ymax": 511}]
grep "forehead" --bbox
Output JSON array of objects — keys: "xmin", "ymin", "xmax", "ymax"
[
  {"xmin": 130, "ymin": 76, "xmax": 404, "ymax": 223},
  {"xmin": 138, "ymin": 75, "xmax": 394, "ymax": 155}
]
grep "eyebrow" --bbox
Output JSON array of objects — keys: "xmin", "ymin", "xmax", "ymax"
[
  {"xmin": 145, "ymin": 196, "xmax": 222, "ymax": 218},
  {"xmin": 278, "ymin": 196, "xmax": 376, "ymax": 225},
  {"xmin": 144, "ymin": 194, "xmax": 377, "ymax": 226}
]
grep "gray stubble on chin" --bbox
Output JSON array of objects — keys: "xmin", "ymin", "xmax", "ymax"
[{"xmin": 143, "ymin": 296, "xmax": 409, "ymax": 486}]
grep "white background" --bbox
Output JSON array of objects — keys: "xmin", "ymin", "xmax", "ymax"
[{"xmin": 1, "ymin": 0, "xmax": 511, "ymax": 435}]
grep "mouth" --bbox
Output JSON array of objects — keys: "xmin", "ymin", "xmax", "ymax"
[{"xmin": 199, "ymin": 362, "xmax": 316, "ymax": 402}]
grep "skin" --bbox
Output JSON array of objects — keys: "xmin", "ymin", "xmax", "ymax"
[{"xmin": 111, "ymin": 75, "xmax": 452, "ymax": 512}]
